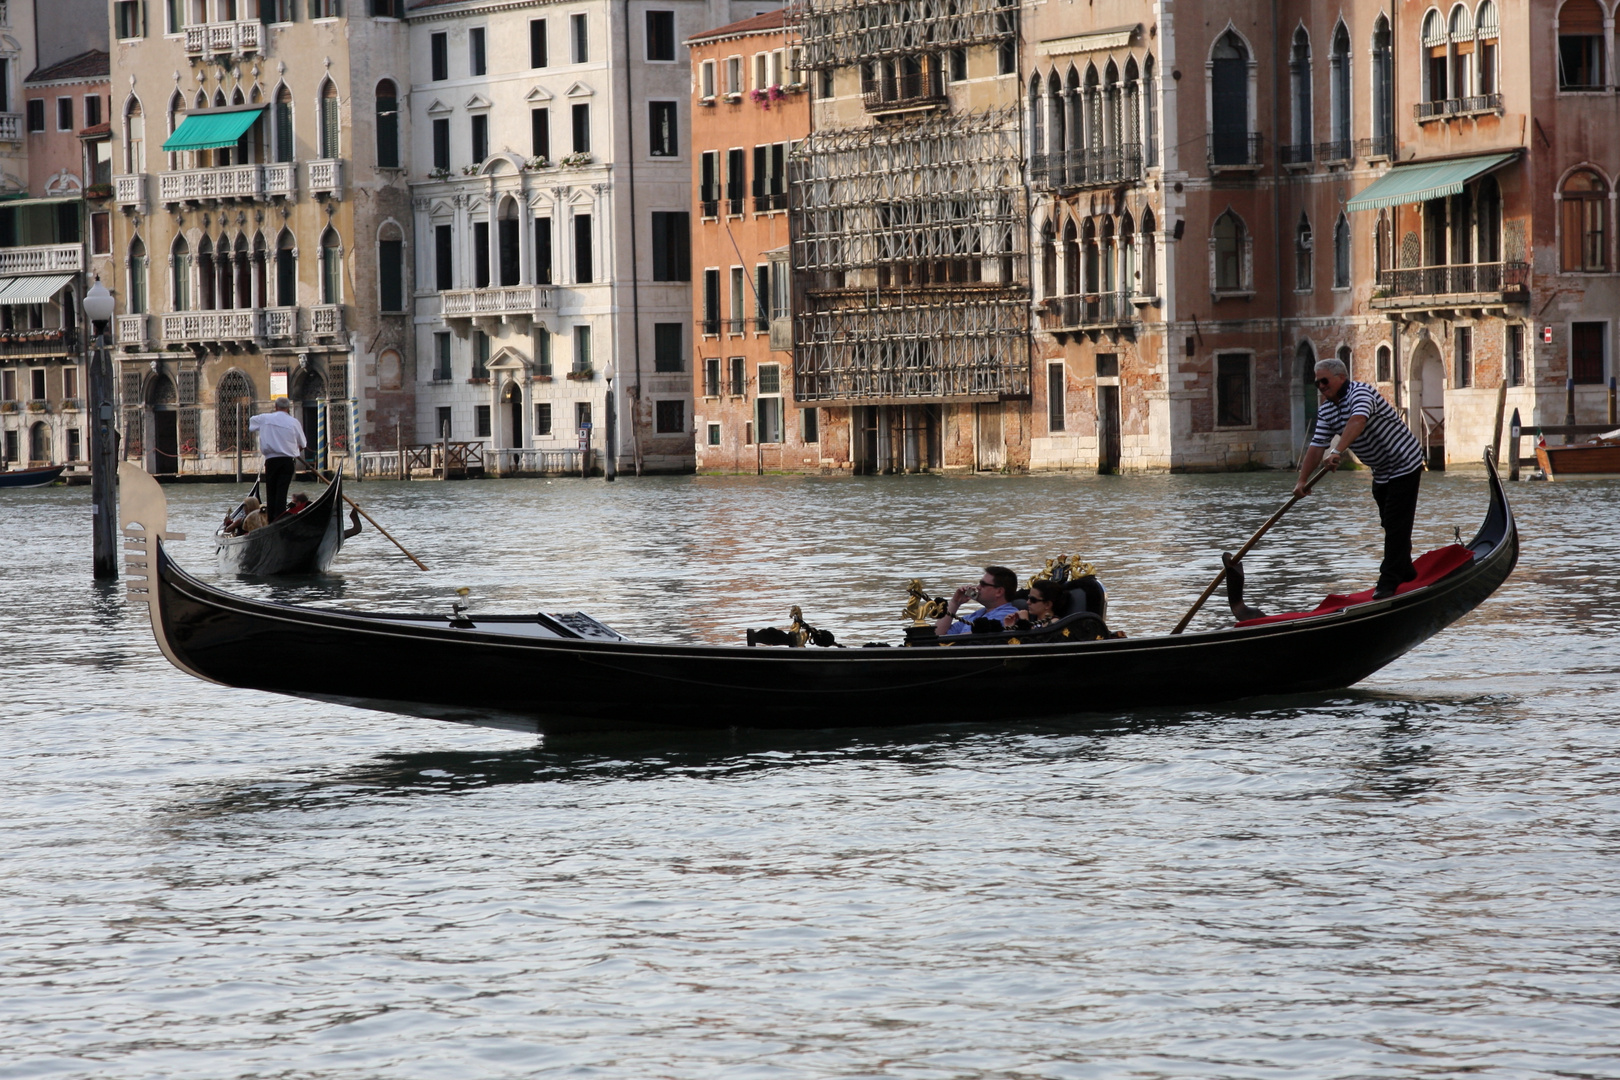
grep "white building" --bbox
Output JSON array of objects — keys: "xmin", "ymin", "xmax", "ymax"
[{"xmin": 406, "ymin": 0, "xmax": 754, "ymax": 473}]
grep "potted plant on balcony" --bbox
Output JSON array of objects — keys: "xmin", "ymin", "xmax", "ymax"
[
  {"xmin": 26, "ymin": 400, "xmax": 49, "ymax": 413},
  {"xmin": 0, "ymin": 401, "xmax": 17, "ymax": 413},
  {"xmin": 179, "ymin": 437, "xmax": 198, "ymax": 457},
  {"xmin": 429, "ymin": 166, "xmax": 451, "ymax": 181},
  {"xmin": 566, "ymin": 365, "xmax": 594, "ymax": 381},
  {"xmin": 524, "ymin": 156, "xmax": 552, "ymax": 171},
  {"xmin": 460, "ymin": 164, "xmax": 480, "ymax": 175},
  {"xmin": 750, "ymin": 85, "xmax": 785, "ymax": 109},
  {"xmin": 560, "ymin": 152, "xmax": 594, "ymax": 168},
  {"xmin": 61, "ymin": 398, "xmax": 82, "ymax": 412},
  {"xmin": 86, "ymin": 183, "xmax": 113, "ymax": 200}
]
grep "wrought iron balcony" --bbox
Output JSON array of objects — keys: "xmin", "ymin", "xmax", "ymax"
[
  {"xmin": 1280, "ymin": 142, "xmax": 1314, "ymax": 167},
  {"xmin": 753, "ymin": 191, "xmax": 788, "ymax": 212},
  {"xmin": 1372, "ymin": 260, "xmax": 1529, "ymax": 308},
  {"xmin": 1414, "ymin": 93, "xmax": 1503, "ymax": 121},
  {"xmin": 1208, "ymin": 131, "xmax": 1265, "ymax": 171},
  {"xmin": 0, "ymin": 245, "xmax": 82, "ymax": 274},
  {"xmin": 0, "ymin": 328, "xmax": 77, "ymax": 356},
  {"xmin": 161, "ymin": 309, "xmax": 261, "ymax": 344},
  {"xmin": 308, "ymin": 159, "xmax": 342, "ymax": 198},
  {"xmin": 862, "ymin": 73, "xmax": 948, "ymax": 114},
  {"xmin": 700, "ymin": 197, "xmax": 719, "ymax": 218},
  {"xmin": 441, "ymin": 285, "xmax": 556, "ymax": 320},
  {"xmin": 1317, "ymin": 138, "xmax": 1353, "ymax": 163},
  {"xmin": 1031, "ymin": 147, "xmax": 1143, "ymax": 190},
  {"xmin": 1039, "ymin": 292, "xmax": 1134, "ymax": 332},
  {"xmin": 1355, "ymin": 133, "xmax": 1396, "ymax": 160}
]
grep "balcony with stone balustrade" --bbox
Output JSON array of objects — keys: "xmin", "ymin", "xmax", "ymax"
[
  {"xmin": 308, "ymin": 160, "xmax": 342, "ymax": 199},
  {"xmin": 310, "ymin": 305, "xmax": 344, "ymax": 336},
  {"xmin": 160, "ymin": 164, "xmax": 285, "ymax": 206},
  {"xmin": 114, "ymin": 174, "xmax": 148, "ymax": 214},
  {"xmin": 442, "ymin": 285, "xmax": 557, "ymax": 324},
  {"xmin": 116, "ymin": 315, "xmax": 149, "ymax": 349},
  {"xmin": 0, "ymin": 113, "xmax": 21, "ymax": 143},
  {"xmin": 161, "ymin": 309, "xmax": 262, "ymax": 345},
  {"xmin": 0, "ymin": 245, "xmax": 83, "ymax": 275},
  {"xmin": 184, "ymin": 20, "xmax": 262, "ymax": 57}
]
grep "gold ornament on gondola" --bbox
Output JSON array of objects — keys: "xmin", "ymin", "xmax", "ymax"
[
  {"xmin": 903, "ymin": 579, "xmax": 948, "ymax": 625},
  {"xmin": 1037, "ymin": 554, "xmax": 1096, "ymax": 583},
  {"xmin": 788, "ymin": 605, "xmax": 810, "ymax": 647}
]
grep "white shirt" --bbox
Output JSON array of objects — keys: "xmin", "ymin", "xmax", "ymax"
[{"xmin": 249, "ymin": 410, "xmax": 307, "ymax": 459}]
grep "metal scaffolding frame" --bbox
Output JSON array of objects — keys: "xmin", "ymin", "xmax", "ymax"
[
  {"xmin": 790, "ymin": 106, "xmax": 1029, "ymax": 403},
  {"xmin": 787, "ymin": 0, "xmax": 1017, "ymax": 70}
]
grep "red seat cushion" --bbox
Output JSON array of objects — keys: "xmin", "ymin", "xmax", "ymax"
[{"xmin": 1233, "ymin": 544, "xmax": 1476, "ymax": 627}]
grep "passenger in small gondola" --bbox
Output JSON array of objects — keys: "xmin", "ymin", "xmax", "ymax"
[
  {"xmin": 1003, "ymin": 579, "xmax": 1061, "ymax": 631},
  {"xmin": 228, "ymin": 497, "xmax": 268, "ymax": 535},
  {"xmin": 285, "ymin": 492, "xmax": 312, "ymax": 515},
  {"xmin": 936, "ymin": 565, "xmax": 1020, "ymax": 636}
]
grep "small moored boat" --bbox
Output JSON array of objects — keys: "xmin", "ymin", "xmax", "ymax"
[
  {"xmin": 1535, "ymin": 429, "xmax": 1620, "ymax": 480},
  {"xmin": 121, "ymin": 455, "xmax": 1517, "ymax": 737},
  {"xmin": 0, "ymin": 464, "xmax": 66, "ymax": 488},
  {"xmin": 214, "ymin": 473, "xmax": 346, "ymax": 576}
]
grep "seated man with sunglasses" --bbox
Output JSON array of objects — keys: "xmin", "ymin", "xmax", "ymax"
[
  {"xmin": 935, "ymin": 565, "xmax": 1021, "ymax": 637},
  {"xmin": 1293, "ymin": 356, "xmax": 1427, "ymax": 600}
]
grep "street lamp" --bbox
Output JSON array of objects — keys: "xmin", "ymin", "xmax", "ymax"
[
  {"xmin": 84, "ymin": 277, "xmax": 117, "ymax": 580},
  {"xmin": 603, "ymin": 361, "xmax": 617, "ymax": 482}
]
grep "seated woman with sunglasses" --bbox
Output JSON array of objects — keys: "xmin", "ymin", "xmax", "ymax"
[{"xmin": 1003, "ymin": 579, "xmax": 1062, "ymax": 631}]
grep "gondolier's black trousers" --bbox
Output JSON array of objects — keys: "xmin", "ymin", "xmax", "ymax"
[
  {"xmin": 264, "ymin": 455, "xmax": 296, "ymax": 520},
  {"xmin": 1372, "ymin": 467, "xmax": 1422, "ymax": 590}
]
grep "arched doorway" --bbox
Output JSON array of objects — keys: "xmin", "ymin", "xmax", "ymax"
[
  {"xmin": 1409, "ymin": 338, "xmax": 1445, "ymax": 471},
  {"xmin": 295, "ymin": 368, "xmax": 326, "ymax": 469},
  {"xmin": 501, "ymin": 381, "xmax": 524, "ymax": 448},
  {"xmin": 148, "ymin": 373, "xmax": 178, "ymax": 474},
  {"xmin": 29, "ymin": 421, "xmax": 50, "ymax": 465}
]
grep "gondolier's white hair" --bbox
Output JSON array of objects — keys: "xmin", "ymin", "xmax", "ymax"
[
  {"xmin": 1315, "ymin": 357, "xmax": 1348, "ymax": 378},
  {"xmin": 273, "ymin": 398, "xmax": 291, "ymax": 410}
]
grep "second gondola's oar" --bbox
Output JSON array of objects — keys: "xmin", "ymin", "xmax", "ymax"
[
  {"xmin": 1169, "ymin": 436, "xmax": 1340, "ymax": 635},
  {"xmin": 298, "ymin": 459, "xmax": 430, "ymax": 572}
]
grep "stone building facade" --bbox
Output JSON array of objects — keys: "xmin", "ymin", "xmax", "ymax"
[
  {"xmin": 687, "ymin": 11, "xmax": 824, "ymax": 473},
  {"xmin": 108, "ymin": 0, "xmax": 411, "ymax": 476},
  {"xmin": 404, "ymin": 0, "xmax": 747, "ymax": 475}
]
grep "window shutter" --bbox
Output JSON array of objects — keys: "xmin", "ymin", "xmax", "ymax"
[
  {"xmin": 1561, "ymin": 0, "xmax": 1604, "ymax": 35},
  {"xmin": 177, "ymin": 368, "xmax": 198, "ymax": 405}
]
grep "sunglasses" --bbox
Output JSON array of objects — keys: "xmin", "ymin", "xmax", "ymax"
[
  {"xmin": 980, "ymin": 580, "xmax": 998, "ymax": 588},
  {"xmin": 1315, "ymin": 377, "xmax": 1335, "ymax": 387},
  {"xmin": 1028, "ymin": 595, "xmax": 1050, "ymax": 604}
]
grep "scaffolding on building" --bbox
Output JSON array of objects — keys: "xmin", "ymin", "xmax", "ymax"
[
  {"xmin": 787, "ymin": 0, "xmax": 1017, "ymax": 71},
  {"xmin": 790, "ymin": 106, "xmax": 1029, "ymax": 403}
]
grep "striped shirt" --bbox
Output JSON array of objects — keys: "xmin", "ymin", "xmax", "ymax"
[{"xmin": 1310, "ymin": 380, "xmax": 1425, "ymax": 484}]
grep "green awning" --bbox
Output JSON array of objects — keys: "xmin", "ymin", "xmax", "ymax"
[
  {"xmin": 161, "ymin": 108, "xmax": 264, "ymax": 153},
  {"xmin": 1346, "ymin": 152, "xmax": 1517, "ymax": 212}
]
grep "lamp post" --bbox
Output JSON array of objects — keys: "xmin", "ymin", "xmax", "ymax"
[
  {"xmin": 84, "ymin": 278, "xmax": 117, "ymax": 580},
  {"xmin": 603, "ymin": 362, "xmax": 617, "ymax": 482}
]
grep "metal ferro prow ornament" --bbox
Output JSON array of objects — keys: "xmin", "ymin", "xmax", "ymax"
[{"xmin": 903, "ymin": 579, "xmax": 948, "ymax": 625}]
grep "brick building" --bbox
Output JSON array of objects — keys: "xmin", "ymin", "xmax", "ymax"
[{"xmin": 686, "ymin": 10, "xmax": 821, "ymax": 472}]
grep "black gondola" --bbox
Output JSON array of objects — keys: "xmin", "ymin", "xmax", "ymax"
[
  {"xmin": 0, "ymin": 464, "xmax": 66, "ymax": 488},
  {"xmin": 119, "ymin": 456, "xmax": 1517, "ymax": 736},
  {"xmin": 214, "ymin": 472, "xmax": 346, "ymax": 576}
]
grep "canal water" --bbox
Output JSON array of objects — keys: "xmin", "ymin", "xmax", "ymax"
[{"xmin": 3, "ymin": 469, "xmax": 1617, "ymax": 1078}]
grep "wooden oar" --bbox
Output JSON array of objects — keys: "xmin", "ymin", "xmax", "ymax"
[
  {"xmin": 1169, "ymin": 436, "xmax": 1341, "ymax": 635},
  {"xmin": 298, "ymin": 458, "xmax": 430, "ymax": 572}
]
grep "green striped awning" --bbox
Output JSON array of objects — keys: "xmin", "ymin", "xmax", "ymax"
[
  {"xmin": 161, "ymin": 107, "xmax": 264, "ymax": 153},
  {"xmin": 1346, "ymin": 151, "xmax": 1517, "ymax": 212},
  {"xmin": 0, "ymin": 273, "xmax": 75, "ymax": 304}
]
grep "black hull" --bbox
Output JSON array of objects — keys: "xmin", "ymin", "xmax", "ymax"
[
  {"xmin": 214, "ymin": 474, "xmax": 344, "ymax": 576},
  {"xmin": 0, "ymin": 465, "xmax": 66, "ymax": 488},
  {"xmin": 141, "ymin": 458, "xmax": 1519, "ymax": 736}
]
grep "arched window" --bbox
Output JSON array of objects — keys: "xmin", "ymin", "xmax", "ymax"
[
  {"xmin": 1103, "ymin": 60, "xmax": 1121, "ymax": 158},
  {"xmin": 170, "ymin": 236, "xmax": 191, "ymax": 312},
  {"xmin": 318, "ymin": 80, "xmax": 339, "ymax": 159},
  {"xmin": 1337, "ymin": 345, "xmax": 1354, "ymax": 380},
  {"xmin": 1376, "ymin": 344, "xmax": 1393, "ymax": 382},
  {"xmin": 1040, "ymin": 221, "xmax": 1056, "ymax": 299},
  {"xmin": 128, "ymin": 236, "xmax": 148, "ymax": 315},
  {"xmin": 124, "ymin": 98, "xmax": 145, "ymax": 173},
  {"xmin": 197, "ymin": 235, "xmax": 216, "ymax": 310},
  {"xmin": 1213, "ymin": 210, "xmax": 1247, "ymax": 291},
  {"xmin": 1295, "ymin": 213, "xmax": 1313, "ymax": 291},
  {"xmin": 1372, "ymin": 17, "xmax": 1393, "ymax": 155},
  {"xmin": 1142, "ymin": 55, "xmax": 1158, "ymax": 166},
  {"xmin": 1561, "ymin": 169, "xmax": 1608, "ymax": 271},
  {"xmin": 1334, "ymin": 213, "xmax": 1351, "ymax": 288},
  {"xmin": 1123, "ymin": 57, "xmax": 1140, "ymax": 172},
  {"xmin": 1119, "ymin": 210, "xmax": 1136, "ymax": 298},
  {"xmin": 376, "ymin": 80, "xmax": 399, "ymax": 168},
  {"xmin": 1423, "ymin": 9, "xmax": 1448, "ymax": 102},
  {"xmin": 234, "ymin": 234, "xmax": 251, "ymax": 309},
  {"xmin": 1140, "ymin": 210, "xmax": 1157, "ymax": 296},
  {"xmin": 1559, "ymin": 0, "xmax": 1606, "ymax": 90},
  {"xmin": 1289, "ymin": 28, "xmax": 1313, "ymax": 153},
  {"xmin": 1476, "ymin": 1, "xmax": 1499, "ymax": 95},
  {"xmin": 319, "ymin": 228, "xmax": 342, "ymax": 303},
  {"xmin": 1061, "ymin": 219, "xmax": 1080, "ymax": 296},
  {"xmin": 1047, "ymin": 70, "xmax": 1065, "ymax": 167},
  {"xmin": 1100, "ymin": 216, "xmax": 1116, "ymax": 294},
  {"xmin": 1028, "ymin": 75, "xmax": 1045, "ymax": 172},
  {"xmin": 166, "ymin": 91, "xmax": 184, "ymax": 170},
  {"xmin": 1330, "ymin": 24, "xmax": 1351, "ymax": 155},
  {"xmin": 1477, "ymin": 175, "xmax": 1502, "ymax": 262},
  {"xmin": 215, "ymin": 370, "xmax": 255, "ymax": 452},
  {"xmin": 274, "ymin": 85, "xmax": 294, "ymax": 163},
  {"xmin": 275, "ymin": 230, "xmax": 297, "ymax": 306},
  {"xmin": 1064, "ymin": 66, "xmax": 1082, "ymax": 163},
  {"xmin": 379, "ymin": 222, "xmax": 405, "ymax": 311},
  {"xmin": 1081, "ymin": 218, "xmax": 1098, "ymax": 296},
  {"xmin": 1084, "ymin": 64, "xmax": 1101, "ymax": 158},
  {"xmin": 1211, "ymin": 32, "xmax": 1251, "ymax": 165},
  {"xmin": 1449, "ymin": 4, "xmax": 1475, "ymax": 100},
  {"xmin": 252, "ymin": 233, "xmax": 268, "ymax": 309}
]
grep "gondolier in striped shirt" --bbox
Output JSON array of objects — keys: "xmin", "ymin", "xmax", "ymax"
[{"xmin": 1294, "ymin": 357, "xmax": 1427, "ymax": 599}]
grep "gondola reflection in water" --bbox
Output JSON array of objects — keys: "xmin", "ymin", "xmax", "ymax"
[{"xmin": 118, "ymin": 456, "xmax": 1517, "ymax": 736}]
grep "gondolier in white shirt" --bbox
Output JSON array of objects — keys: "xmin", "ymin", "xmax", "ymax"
[
  {"xmin": 1294, "ymin": 356, "xmax": 1428, "ymax": 599},
  {"xmin": 248, "ymin": 398, "xmax": 307, "ymax": 520}
]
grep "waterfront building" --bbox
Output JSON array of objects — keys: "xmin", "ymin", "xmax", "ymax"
[
  {"xmin": 0, "ymin": 17, "xmax": 109, "ymax": 472},
  {"xmin": 108, "ymin": 2, "xmax": 411, "ymax": 476},
  {"xmin": 686, "ymin": 10, "xmax": 822, "ymax": 472},
  {"xmin": 404, "ymin": 0, "xmax": 744, "ymax": 475}
]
